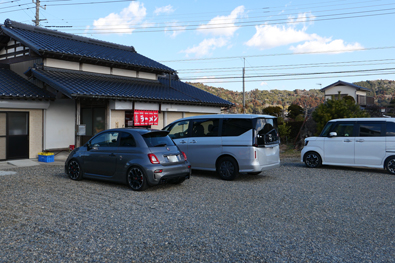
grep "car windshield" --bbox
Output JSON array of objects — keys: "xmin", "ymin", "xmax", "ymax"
[{"xmin": 142, "ymin": 132, "xmax": 175, "ymax": 147}]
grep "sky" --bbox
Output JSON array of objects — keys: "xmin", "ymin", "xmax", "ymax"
[{"xmin": 1, "ymin": 0, "xmax": 395, "ymax": 92}]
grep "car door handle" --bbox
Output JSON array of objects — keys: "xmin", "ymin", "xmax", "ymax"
[
  {"xmin": 109, "ymin": 153, "xmax": 116, "ymax": 157},
  {"xmin": 356, "ymin": 139, "xmax": 364, "ymax": 142},
  {"xmin": 344, "ymin": 139, "xmax": 352, "ymax": 142},
  {"xmin": 190, "ymin": 140, "xmax": 197, "ymax": 143},
  {"xmin": 179, "ymin": 140, "xmax": 187, "ymax": 144}
]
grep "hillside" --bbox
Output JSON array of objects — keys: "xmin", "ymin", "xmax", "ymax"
[{"xmin": 188, "ymin": 80, "xmax": 395, "ymax": 114}]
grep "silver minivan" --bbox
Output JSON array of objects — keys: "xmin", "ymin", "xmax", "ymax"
[{"xmin": 163, "ymin": 114, "xmax": 280, "ymax": 180}]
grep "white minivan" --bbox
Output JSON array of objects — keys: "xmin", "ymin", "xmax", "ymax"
[
  {"xmin": 163, "ymin": 114, "xmax": 280, "ymax": 180},
  {"xmin": 301, "ymin": 117, "xmax": 395, "ymax": 174}
]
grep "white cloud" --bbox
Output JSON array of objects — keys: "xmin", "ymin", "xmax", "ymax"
[
  {"xmin": 154, "ymin": 5, "xmax": 174, "ymax": 15},
  {"xmin": 245, "ymin": 12, "xmax": 362, "ymax": 54},
  {"xmin": 245, "ymin": 24, "xmax": 316, "ymax": 50},
  {"xmin": 165, "ymin": 21, "xmax": 186, "ymax": 38},
  {"xmin": 92, "ymin": 2, "xmax": 147, "ymax": 35},
  {"xmin": 197, "ymin": 5, "xmax": 245, "ymax": 37},
  {"xmin": 290, "ymin": 38, "xmax": 364, "ymax": 54},
  {"xmin": 181, "ymin": 38, "xmax": 228, "ymax": 57},
  {"xmin": 260, "ymin": 82, "xmax": 268, "ymax": 86},
  {"xmin": 287, "ymin": 12, "xmax": 315, "ymax": 28}
]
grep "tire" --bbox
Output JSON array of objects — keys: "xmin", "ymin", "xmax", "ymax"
[
  {"xmin": 304, "ymin": 151, "xmax": 322, "ymax": 168},
  {"xmin": 127, "ymin": 166, "xmax": 148, "ymax": 191},
  {"xmin": 216, "ymin": 156, "xmax": 239, "ymax": 181},
  {"xmin": 67, "ymin": 159, "xmax": 83, "ymax": 181},
  {"xmin": 170, "ymin": 177, "xmax": 186, "ymax": 184},
  {"xmin": 385, "ymin": 157, "xmax": 395, "ymax": 174}
]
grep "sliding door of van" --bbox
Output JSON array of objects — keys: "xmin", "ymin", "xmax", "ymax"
[
  {"xmin": 187, "ymin": 119, "xmax": 221, "ymax": 168},
  {"xmin": 324, "ymin": 122, "xmax": 355, "ymax": 165},
  {"xmin": 354, "ymin": 121, "xmax": 385, "ymax": 166}
]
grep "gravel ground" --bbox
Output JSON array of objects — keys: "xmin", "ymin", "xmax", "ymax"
[{"xmin": 1, "ymin": 159, "xmax": 395, "ymax": 262}]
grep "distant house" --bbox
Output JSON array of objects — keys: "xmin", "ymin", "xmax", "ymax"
[
  {"xmin": 0, "ymin": 19, "xmax": 233, "ymax": 161},
  {"xmin": 321, "ymin": 80, "xmax": 374, "ymax": 106}
]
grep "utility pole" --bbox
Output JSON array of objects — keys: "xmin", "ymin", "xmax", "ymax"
[
  {"xmin": 242, "ymin": 58, "xmax": 245, "ymax": 114},
  {"xmin": 32, "ymin": 0, "xmax": 47, "ymax": 26}
]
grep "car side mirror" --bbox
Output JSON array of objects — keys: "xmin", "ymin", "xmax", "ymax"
[{"xmin": 329, "ymin": 132, "xmax": 337, "ymax": 137}]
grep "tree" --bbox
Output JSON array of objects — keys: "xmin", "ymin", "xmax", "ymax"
[
  {"xmin": 312, "ymin": 98, "xmax": 369, "ymax": 134},
  {"xmin": 288, "ymin": 104, "xmax": 304, "ymax": 120},
  {"xmin": 262, "ymin": 106, "xmax": 282, "ymax": 117}
]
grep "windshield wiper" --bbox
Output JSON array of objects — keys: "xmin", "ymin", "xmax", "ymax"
[{"xmin": 154, "ymin": 144, "xmax": 167, "ymax": 147}]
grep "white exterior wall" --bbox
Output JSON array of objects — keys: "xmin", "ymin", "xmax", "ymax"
[
  {"xmin": 324, "ymin": 85, "xmax": 359, "ymax": 101},
  {"xmin": 44, "ymin": 58, "xmax": 79, "ymax": 71},
  {"xmin": 44, "ymin": 99, "xmax": 75, "ymax": 150},
  {"xmin": 138, "ymin": 71, "xmax": 157, "ymax": 80},
  {"xmin": 112, "ymin": 68, "xmax": 137, "ymax": 78},
  {"xmin": 81, "ymin": 64, "xmax": 111, "ymax": 74}
]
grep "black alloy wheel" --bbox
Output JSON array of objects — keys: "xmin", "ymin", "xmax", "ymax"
[
  {"xmin": 386, "ymin": 157, "xmax": 395, "ymax": 174},
  {"xmin": 304, "ymin": 152, "xmax": 322, "ymax": 168},
  {"xmin": 127, "ymin": 167, "xmax": 148, "ymax": 191},
  {"xmin": 68, "ymin": 159, "xmax": 83, "ymax": 180},
  {"xmin": 217, "ymin": 157, "xmax": 239, "ymax": 181}
]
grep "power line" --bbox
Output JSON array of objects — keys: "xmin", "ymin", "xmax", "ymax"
[
  {"xmin": 183, "ymin": 71, "xmax": 395, "ymax": 84},
  {"xmin": 65, "ymin": 6, "xmax": 395, "ymax": 34},
  {"xmin": 181, "ymin": 67, "xmax": 395, "ymax": 81},
  {"xmin": 177, "ymin": 58, "xmax": 395, "ymax": 73},
  {"xmin": 161, "ymin": 46, "xmax": 395, "ymax": 63}
]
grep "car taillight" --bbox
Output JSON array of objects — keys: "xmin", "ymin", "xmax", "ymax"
[
  {"xmin": 181, "ymin": 151, "xmax": 187, "ymax": 161},
  {"xmin": 148, "ymin": 153, "xmax": 160, "ymax": 164}
]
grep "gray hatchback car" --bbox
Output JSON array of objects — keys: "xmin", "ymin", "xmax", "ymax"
[{"xmin": 65, "ymin": 128, "xmax": 191, "ymax": 191}]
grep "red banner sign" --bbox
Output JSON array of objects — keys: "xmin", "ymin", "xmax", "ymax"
[{"xmin": 134, "ymin": 110, "xmax": 159, "ymax": 126}]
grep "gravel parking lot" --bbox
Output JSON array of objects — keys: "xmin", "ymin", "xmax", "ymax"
[{"xmin": 1, "ymin": 158, "xmax": 395, "ymax": 262}]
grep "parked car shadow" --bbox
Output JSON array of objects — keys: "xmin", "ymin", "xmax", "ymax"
[{"xmin": 191, "ymin": 170, "xmax": 272, "ymax": 182}]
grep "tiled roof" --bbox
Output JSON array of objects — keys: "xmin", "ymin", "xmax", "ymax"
[
  {"xmin": 27, "ymin": 68, "xmax": 233, "ymax": 107},
  {"xmin": 1, "ymin": 19, "xmax": 175, "ymax": 73},
  {"xmin": 321, "ymin": 80, "xmax": 371, "ymax": 92},
  {"xmin": 0, "ymin": 68, "xmax": 54, "ymax": 99}
]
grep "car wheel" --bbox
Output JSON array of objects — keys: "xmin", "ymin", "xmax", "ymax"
[
  {"xmin": 385, "ymin": 157, "xmax": 395, "ymax": 174},
  {"xmin": 170, "ymin": 177, "xmax": 186, "ymax": 184},
  {"xmin": 67, "ymin": 159, "xmax": 83, "ymax": 181},
  {"xmin": 127, "ymin": 166, "xmax": 148, "ymax": 191},
  {"xmin": 304, "ymin": 151, "xmax": 322, "ymax": 168},
  {"xmin": 216, "ymin": 156, "xmax": 239, "ymax": 181}
]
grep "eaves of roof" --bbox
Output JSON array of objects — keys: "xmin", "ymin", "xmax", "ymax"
[
  {"xmin": 26, "ymin": 68, "xmax": 233, "ymax": 107},
  {"xmin": 0, "ymin": 68, "xmax": 55, "ymax": 100},
  {"xmin": 321, "ymin": 80, "xmax": 371, "ymax": 92}
]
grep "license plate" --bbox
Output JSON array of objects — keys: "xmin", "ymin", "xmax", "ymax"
[{"xmin": 167, "ymin": 155, "xmax": 179, "ymax": 162}]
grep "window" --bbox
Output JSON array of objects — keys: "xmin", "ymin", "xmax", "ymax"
[
  {"xmin": 191, "ymin": 119, "xmax": 220, "ymax": 137},
  {"xmin": 358, "ymin": 123, "xmax": 383, "ymax": 137},
  {"xmin": 143, "ymin": 132, "xmax": 175, "ymax": 147},
  {"xmin": 90, "ymin": 132, "xmax": 119, "ymax": 147},
  {"xmin": 119, "ymin": 132, "xmax": 136, "ymax": 147},
  {"xmin": 386, "ymin": 122, "xmax": 395, "ymax": 136},
  {"xmin": 332, "ymin": 123, "xmax": 354, "ymax": 137},
  {"xmin": 320, "ymin": 122, "xmax": 334, "ymax": 137},
  {"xmin": 167, "ymin": 121, "xmax": 190, "ymax": 139},
  {"xmin": 221, "ymin": 118, "xmax": 252, "ymax": 136}
]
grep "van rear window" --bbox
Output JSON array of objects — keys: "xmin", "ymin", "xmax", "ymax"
[
  {"xmin": 221, "ymin": 119, "xmax": 252, "ymax": 136},
  {"xmin": 254, "ymin": 118, "xmax": 279, "ymax": 146}
]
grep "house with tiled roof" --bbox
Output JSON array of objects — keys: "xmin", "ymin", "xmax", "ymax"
[
  {"xmin": 0, "ymin": 19, "xmax": 233, "ymax": 161},
  {"xmin": 321, "ymin": 80, "xmax": 374, "ymax": 106}
]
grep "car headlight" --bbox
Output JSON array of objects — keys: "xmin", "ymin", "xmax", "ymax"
[{"xmin": 304, "ymin": 140, "xmax": 309, "ymax": 146}]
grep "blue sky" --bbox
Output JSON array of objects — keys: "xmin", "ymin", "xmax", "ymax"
[{"xmin": 2, "ymin": 0, "xmax": 395, "ymax": 92}]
